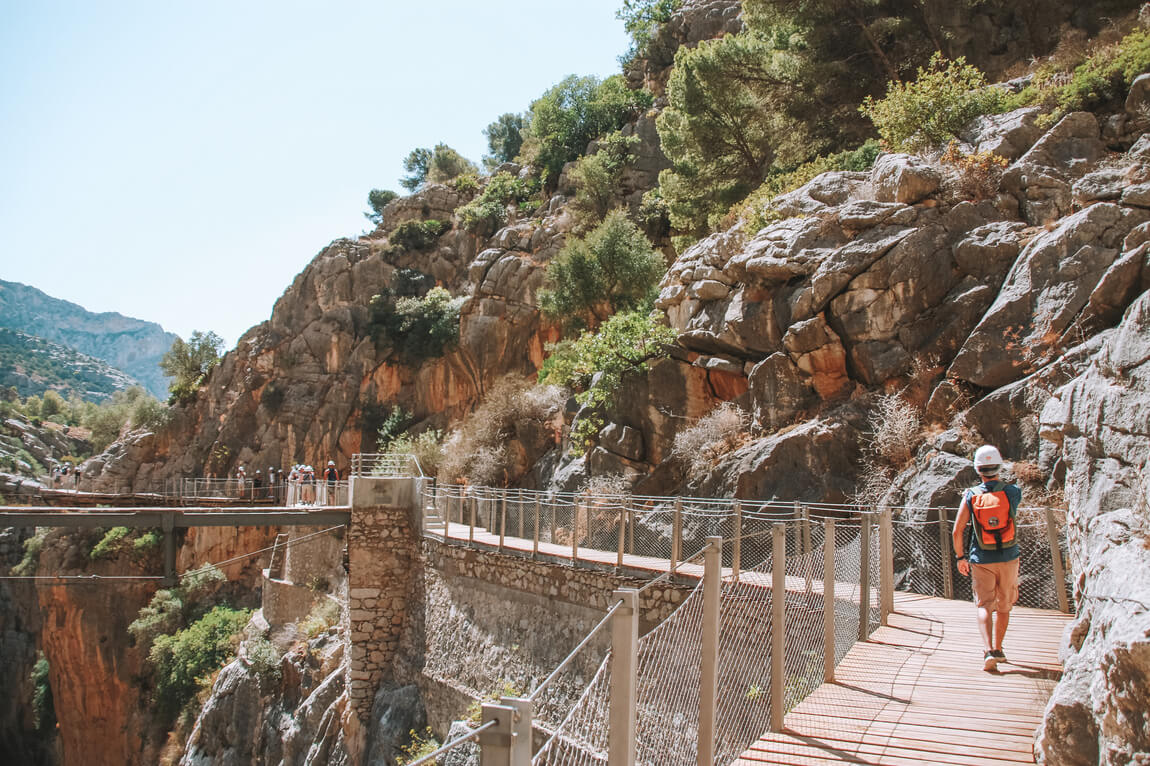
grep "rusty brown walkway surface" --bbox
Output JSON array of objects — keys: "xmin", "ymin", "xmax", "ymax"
[{"xmin": 733, "ymin": 591, "xmax": 1070, "ymax": 766}]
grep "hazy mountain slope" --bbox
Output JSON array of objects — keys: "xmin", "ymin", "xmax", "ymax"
[
  {"xmin": 0, "ymin": 280, "xmax": 176, "ymax": 398},
  {"xmin": 0, "ymin": 328, "xmax": 141, "ymax": 401}
]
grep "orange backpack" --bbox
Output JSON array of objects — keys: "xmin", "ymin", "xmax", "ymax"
[{"xmin": 969, "ymin": 482, "xmax": 1016, "ymax": 551}]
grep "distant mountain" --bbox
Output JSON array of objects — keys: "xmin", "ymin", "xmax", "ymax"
[
  {"xmin": 0, "ymin": 280, "xmax": 177, "ymax": 398},
  {"xmin": 0, "ymin": 328, "xmax": 141, "ymax": 400}
]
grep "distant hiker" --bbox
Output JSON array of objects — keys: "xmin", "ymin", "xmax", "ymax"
[
  {"xmin": 252, "ymin": 469, "xmax": 263, "ymax": 500},
  {"xmin": 301, "ymin": 465, "xmax": 316, "ymax": 505},
  {"xmin": 324, "ymin": 460, "xmax": 339, "ymax": 504},
  {"xmin": 953, "ymin": 445, "xmax": 1021, "ymax": 672},
  {"xmin": 268, "ymin": 466, "xmax": 278, "ymax": 500},
  {"xmin": 235, "ymin": 465, "xmax": 247, "ymax": 499}
]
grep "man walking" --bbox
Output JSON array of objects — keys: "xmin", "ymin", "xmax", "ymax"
[{"xmin": 953, "ymin": 444, "xmax": 1021, "ymax": 671}]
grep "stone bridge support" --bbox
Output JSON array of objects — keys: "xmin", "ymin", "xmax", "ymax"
[{"xmin": 343, "ymin": 476, "xmax": 423, "ymax": 756}]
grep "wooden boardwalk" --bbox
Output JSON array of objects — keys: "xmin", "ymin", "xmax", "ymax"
[{"xmin": 733, "ymin": 591, "xmax": 1070, "ymax": 766}]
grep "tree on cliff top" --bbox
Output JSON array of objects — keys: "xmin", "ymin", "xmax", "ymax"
[
  {"xmin": 160, "ymin": 330, "xmax": 223, "ymax": 405},
  {"xmin": 400, "ymin": 143, "xmax": 479, "ymax": 191},
  {"xmin": 520, "ymin": 74, "xmax": 652, "ymax": 188}
]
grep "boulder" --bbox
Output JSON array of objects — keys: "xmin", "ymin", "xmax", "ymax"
[
  {"xmin": 1001, "ymin": 112, "xmax": 1106, "ymax": 224},
  {"xmin": 960, "ymin": 106, "xmax": 1045, "ymax": 161},
  {"xmin": 871, "ymin": 154, "xmax": 942, "ymax": 204},
  {"xmin": 1124, "ymin": 72, "xmax": 1150, "ymax": 116},
  {"xmin": 782, "ymin": 315, "xmax": 850, "ymax": 399},
  {"xmin": 746, "ymin": 353, "xmax": 815, "ymax": 432},
  {"xmin": 949, "ymin": 203, "xmax": 1148, "ymax": 389},
  {"xmin": 599, "ymin": 423, "xmax": 645, "ymax": 462},
  {"xmin": 952, "ymin": 221, "xmax": 1028, "ymax": 280}
]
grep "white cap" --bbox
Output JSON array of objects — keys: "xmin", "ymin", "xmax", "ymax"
[
  {"xmin": 328, "ymin": 460, "xmax": 335, "ymax": 466},
  {"xmin": 973, "ymin": 445, "xmax": 1003, "ymax": 474}
]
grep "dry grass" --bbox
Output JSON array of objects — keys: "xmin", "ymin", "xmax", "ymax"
[
  {"xmin": 438, "ymin": 376, "xmax": 567, "ymax": 485},
  {"xmin": 672, "ymin": 402, "xmax": 751, "ymax": 480},
  {"xmin": 867, "ymin": 393, "xmax": 923, "ymax": 469}
]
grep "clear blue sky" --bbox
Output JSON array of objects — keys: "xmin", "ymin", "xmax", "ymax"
[{"xmin": 0, "ymin": 0, "xmax": 632, "ymax": 348}]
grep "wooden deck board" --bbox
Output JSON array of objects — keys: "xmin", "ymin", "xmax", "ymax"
[
  {"xmin": 733, "ymin": 594, "xmax": 1070, "ymax": 765},
  {"xmin": 434, "ymin": 520, "xmax": 1070, "ymax": 766}
]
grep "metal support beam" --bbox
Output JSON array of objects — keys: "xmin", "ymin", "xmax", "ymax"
[
  {"xmin": 880, "ymin": 508, "xmax": 894, "ymax": 624},
  {"xmin": 771, "ymin": 524, "xmax": 786, "ymax": 732},
  {"xmin": 609, "ymin": 589, "xmax": 639, "ymax": 766},
  {"xmin": 859, "ymin": 514, "xmax": 872, "ymax": 642},
  {"xmin": 162, "ymin": 512, "xmax": 176, "ymax": 587},
  {"xmin": 1046, "ymin": 508, "xmax": 1071, "ymax": 613},
  {"xmin": 698, "ymin": 536, "xmax": 722, "ymax": 766},
  {"xmin": 478, "ymin": 702, "xmax": 517, "ymax": 766},
  {"xmin": 823, "ymin": 518, "xmax": 836, "ymax": 682}
]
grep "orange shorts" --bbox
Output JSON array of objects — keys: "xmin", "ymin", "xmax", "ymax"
[{"xmin": 971, "ymin": 559, "xmax": 1020, "ymax": 612}]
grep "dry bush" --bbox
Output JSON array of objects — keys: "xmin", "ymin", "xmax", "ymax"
[
  {"xmin": 672, "ymin": 402, "xmax": 751, "ymax": 480},
  {"xmin": 867, "ymin": 393, "xmax": 923, "ymax": 468},
  {"xmin": 941, "ymin": 142, "xmax": 1009, "ymax": 202},
  {"xmin": 438, "ymin": 376, "xmax": 567, "ymax": 485},
  {"xmin": 1010, "ymin": 460, "xmax": 1046, "ymax": 486}
]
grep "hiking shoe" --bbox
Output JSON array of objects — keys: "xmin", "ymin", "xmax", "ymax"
[
  {"xmin": 983, "ymin": 651, "xmax": 999, "ymax": 671},
  {"xmin": 992, "ymin": 649, "xmax": 1007, "ymax": 664}
]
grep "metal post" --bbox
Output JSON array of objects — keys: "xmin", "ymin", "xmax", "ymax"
[
  {"xmin": 162, "ymin": 513, "xmax": 176, "ymax": 587},
  {"xmin": 478, "ymin": 702, "xmax": 518, "ymax": 766},
  {"xmin": 732, "ymin": 501, "xmax": 742, "ymax": 584},
  {"xmin": 858, "ymin": 513, "xmax": 872, "ymax": 641},
  {"xmin": 698, "ymin": 536, "xmax": 722, "ymax": 766},
  {"xmin": 469, "ymin": 490, "xmax": 476, "ymax": 546},
  {"xmin": 671, "ymin": 498, "xmax": 682, "ymax": 574},
  {"xmin": 550, "ymin": 498, "xmax": 557, "ymax": 547},
  {"xmin": 1046, "ymin": 508, "xmax": 1071, "ymax": 613},
  {"xmin": 823, "ymin": 518, "xmax": 836, "ymax": 682},
  {"xmin": 802, "ymin": 503, "xmax": 811, "ymax": 556},
  {"xmin": 533, "ymin": 497, "xmax": 540, "ymax": 557},
  {"xmin": 617, "ymin": 505, "xmax": 626, "ymax": 568},
  {"xmin": 880, "ymin": 508, "xmax": 894, "ymax": 624},
  {"xmin": 517, "ymin": 488, "xmax": 524, "ymax": 540},
  {"xmin": 502, "ymin": 697, "xmax": 532, "ymax": 766},
  {"xmin": 499, "ymin": 490, "xmax": 507, "ymax": 552},
  {"xmin": 609, "ymin": 589, "xmax": 638, "ymax": 766},
  {"xmin": 939, "ymin": 507, "xmax": 954, "ymax": 600},
  {"xmin": 572, "ymin": 500, "xmax": 580, "ymax": 566},
  {"xmin": 793, "ymin": 500, "xmax": 802, "ymax": 554},
  {"xmin": 770, "ymin": 524, "xmax": 786, "ymax": 732}
]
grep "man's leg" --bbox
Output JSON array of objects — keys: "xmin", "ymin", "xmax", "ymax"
[
  {"xmin": 977, "ymin": 606, "xmax": 994, "ymax": 652},
  {"xmin": 993, "ymin": 610, "xmax": 1010, "ymax": 651}
]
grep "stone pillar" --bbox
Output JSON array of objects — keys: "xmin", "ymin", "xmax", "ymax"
[{"xmin": 345, "ymin": 477, "xmax": 421, "ymax": 754}]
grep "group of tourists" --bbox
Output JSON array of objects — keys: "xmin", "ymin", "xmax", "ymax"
[
  {"xmin": 231, "ymin": 460, "xmax": 343, "ymax": 505},
  {"xmin": 49, "ymin": 464, "xmax": 81, "ymax": 489}
]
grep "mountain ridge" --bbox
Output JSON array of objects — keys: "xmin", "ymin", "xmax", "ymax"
[{"xmin": 0, "ymin": 279, "xmax": 177, "ymax": 398}]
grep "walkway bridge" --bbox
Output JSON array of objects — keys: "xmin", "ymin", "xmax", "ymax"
[
  {"xmin": 1, "ymin": 455, "xmax": 1075, "ymax": 764},
  {"xmin": 409, "ymin": 478, "xmax": 1073, "ymax": 766}
]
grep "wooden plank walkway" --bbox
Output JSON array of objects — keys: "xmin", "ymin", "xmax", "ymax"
[
  {"xmin": 435, "ymin": 519, "xmax": 1071, "ymax": 765},
  {"xmin": 733, "ymin": 591, "xmax": 1070, "ymax": 766}
]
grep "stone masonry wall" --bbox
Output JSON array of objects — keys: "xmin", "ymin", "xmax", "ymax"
[
  {"xmin": 422, "ymin": 538, "xmax": 692, "ymax": 632},
  {"xmin": 345, "ymin": 503, "xmax": 419, "ymax": 725}
]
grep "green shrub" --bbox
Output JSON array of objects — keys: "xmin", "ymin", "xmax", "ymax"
[
  {"xmin": 388, "ymin": 219, "xmax": 450, "ymax": 252},
  {"xmin": 371, "ymin": 287, "xmax": 462, "ymax": 363},
  {"xmin": 160, "ymin": 331, "xmax": 224, "ymax": 405},
  {"xmin": 860, "ymin": 53, "xmax": 1006, "ymax": 152},
  {"xmin": 736, "ymin": 140, "xmax": 881, "ymax": 232},
  {"xmin": 522, "ymin": 74, "xmax": 652, "ymax": 187},
  {"xmin": 1009, "ymin": 27, "xmax": 1150, "ymax": 126},
  {"xmin": 365, "ymin": 189, "xmax": 399, "ymax": 225},
  {"xmin": 375, "ymin": 406, "xmax": 412, "ymax": 449},
  {"xmin": 382, "ymin": 429, "xmax": 444, "ymax": 477},
  {"xmin": 11, "ymin": 529, "xmax": 48, "ymax": 576},
  {"xmin": 617, "ymin": 0, "xmax": 680, "ymax": 63},
  {"xmin": 539, "ymin": 309, "xmax": 677, "ymax": 453},
  {"xmin": 539, "ymin": 210, "xmax": 665, "ymax": 330},
  {"xmin": 455, "ymin": 172, "xmax": 540, "ymax": 233},
  {"xmin": 397, "ymin": 727, "xmax": 441, "ymax": 766},
  {"xmin": 570, "ymin": 132, "xmax": 641, "ymax": 230},
  {"xmin": 298, "ymin": 598, "xmax": 342, "ymax": 639},
  {"xmin": 134, "ymin": 529, "xmax": 162, "ymax": 553},
  {"xmin": 91, "ymin": 526, "xmax": 131, "ymax": 560},
  {"xmin": 30, "ymin": 653, "xmax": 54, "ymax": 733},
  {"xmin": 483, "ymin": 112, "xmax": 528, "ymax": 169},
  {"xmin": 149, "ymin": 605, "xmax": 251, "ymax": 723},
  {"xmin": 244, "ymin": 635, "xmax": 282, "ymax": 685},
  {"xmin": 450, "ymin": 173, "xmax": 480, "ymax": 194}
]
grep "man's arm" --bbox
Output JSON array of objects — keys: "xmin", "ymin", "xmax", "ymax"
[{"xmin": 953, "ymin": 497, "xmax": 971, "ymax": 576}]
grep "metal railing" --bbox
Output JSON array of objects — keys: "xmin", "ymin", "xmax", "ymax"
[{"xmin": 349, "ymin": 452, "xmax": 425, "ymax": 478}]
